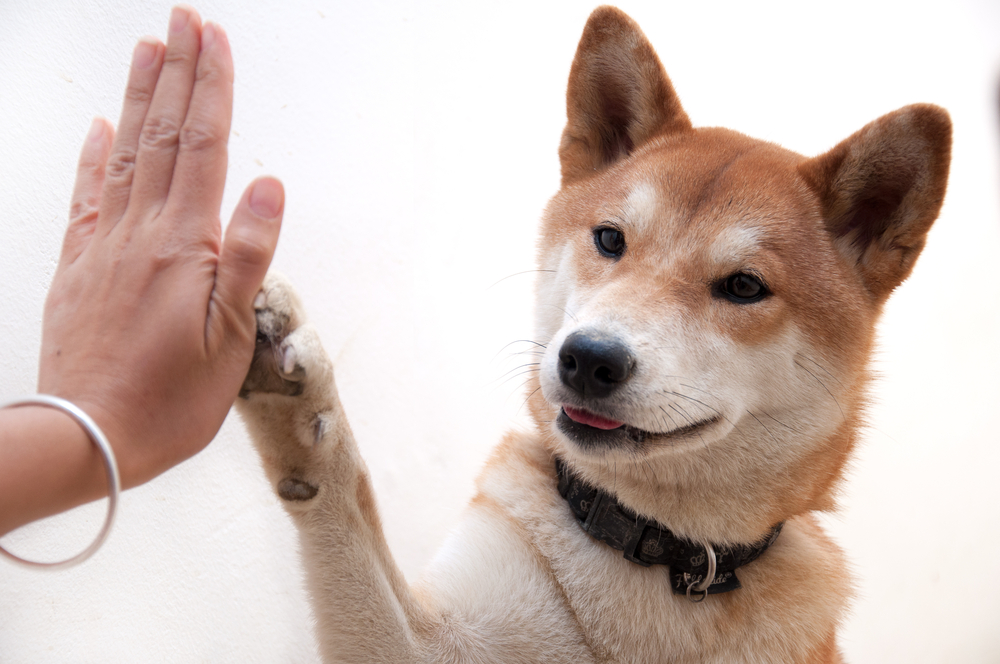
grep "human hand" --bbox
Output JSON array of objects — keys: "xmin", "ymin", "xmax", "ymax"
[{"xmin": 37, "ymin": 6, "xmax": 283, "ymax": 489}]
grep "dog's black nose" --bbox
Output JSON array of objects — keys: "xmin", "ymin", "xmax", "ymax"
[{"xmin": 558, "ymin": 331, "xmax": 635, "ymax": 399}]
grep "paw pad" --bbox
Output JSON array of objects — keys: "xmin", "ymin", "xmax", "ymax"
[{"xmin": 277, "ymin": 478, "xmax": 318, "ymax": 502}]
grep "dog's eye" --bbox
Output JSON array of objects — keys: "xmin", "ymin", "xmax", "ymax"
[
  {"xmin": 718, "ymin": 272, "xmax": 768, "ymax": 303},
  {"xmin": 594, "ymin": 227, "xmax": 626, "ymax": 258}
]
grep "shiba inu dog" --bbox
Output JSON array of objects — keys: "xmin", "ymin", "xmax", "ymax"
[{"xmin": 236, "ymin": 6, "xmax": 951, "ymax": 662}]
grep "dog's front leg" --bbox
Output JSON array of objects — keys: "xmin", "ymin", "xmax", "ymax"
[{"xmin": 235, "ymin": 273, "xmax": 432, "ymax": 664}]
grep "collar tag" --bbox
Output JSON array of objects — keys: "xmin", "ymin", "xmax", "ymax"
[{"xmin": 671, "ymin": 568, "xmax": 742, "ymax": 595}]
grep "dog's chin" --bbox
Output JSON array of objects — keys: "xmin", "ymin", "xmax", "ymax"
[{"xmin": 554, "ymin": 407, "xmax": 719, "ymax": 452}]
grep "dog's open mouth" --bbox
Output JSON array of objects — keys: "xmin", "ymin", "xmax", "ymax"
[{"xmin": 557, "ymin": 406, "xmax": 718, "ymax": 449}]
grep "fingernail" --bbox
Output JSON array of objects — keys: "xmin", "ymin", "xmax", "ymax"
[
  {"xmin": 169, "ymin": 6, "xmax": 190, "ymax": 34},
  {"xmin": 86, "ymin": 118, "xmax": 106, "ymax": 143},
  {"xmin": 201, "ymin": 22, "xmax": 216, "ymax": 52},
  {"xmin": 133, "ymin": 38, "xmax": 158, "ymax": 69},
  {"xmin": 249, "ymin": 178, "xmax": 284, "ymax": 219}
]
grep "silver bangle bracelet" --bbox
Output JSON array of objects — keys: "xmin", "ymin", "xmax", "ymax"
[{"xmin": 0, "ymin": 395, "xmax": 120, "ymax": 570}]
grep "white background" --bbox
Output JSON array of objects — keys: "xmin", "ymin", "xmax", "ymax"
[{"xmin": 1, "ymin": 1, "xmax": 998, "ymax": 662}]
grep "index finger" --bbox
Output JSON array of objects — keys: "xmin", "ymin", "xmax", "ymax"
[{"xmin": 163, "ymin": 21, "xmax": 234, "ymax": 224}]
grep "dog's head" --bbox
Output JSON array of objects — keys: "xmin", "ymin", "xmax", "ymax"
[{"xmin": 527, "ymin": 7, "xmax": 951, "ymax": 539}]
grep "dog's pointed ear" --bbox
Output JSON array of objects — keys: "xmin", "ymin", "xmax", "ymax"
[
  {"xmin": 798, "ymin": 104, "xmax": 952, "ymax": 302},
  {"xmin": 559, "ymin": 6, "xmax": 692, "ymax": 185}
]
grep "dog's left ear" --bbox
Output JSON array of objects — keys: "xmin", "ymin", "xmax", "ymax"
[{"xmin": 799, "ymin": 104, "xmax": 952, "ymax": 302}]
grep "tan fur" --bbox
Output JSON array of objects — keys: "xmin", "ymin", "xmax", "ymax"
[{"xmin": 236, "ymin": 6, "xmax": 951, "ymax": 662}]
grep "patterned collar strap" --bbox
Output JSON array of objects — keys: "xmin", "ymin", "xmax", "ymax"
[{"xmin": 555, "ymin": 457, "xmax": 783, "ymax": 596}]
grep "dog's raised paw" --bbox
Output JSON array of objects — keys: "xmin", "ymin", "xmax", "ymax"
[{"xmin": 240, "ymin": 272, "xmax": 310, "ymax": 398}]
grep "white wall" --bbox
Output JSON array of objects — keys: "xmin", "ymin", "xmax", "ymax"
[{"xmin": 1, "ymin": 0, "xmax": 998, "ymax": 661}]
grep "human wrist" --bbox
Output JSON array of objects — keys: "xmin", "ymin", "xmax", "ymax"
[
  {"xmin": 0, "ymin": 396, "xmax": 122, "ymax": 568},
  {"xmin": 0, "ymin": 400, "xmax": 115, "ymax": 537}
]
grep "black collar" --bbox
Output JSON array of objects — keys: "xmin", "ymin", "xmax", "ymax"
[{"xmin": 555, "ymin": 457, "xmax": 782, "ymax": 596}]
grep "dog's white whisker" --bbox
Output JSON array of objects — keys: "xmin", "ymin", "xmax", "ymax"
[{"xmin": 794, "ymin": 357, "xmax": 845, "ymax": 419}]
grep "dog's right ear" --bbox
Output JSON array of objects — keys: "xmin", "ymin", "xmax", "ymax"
[{"xmin": 559, "ymin": 6, "xmax": 692, "ymax": 185}]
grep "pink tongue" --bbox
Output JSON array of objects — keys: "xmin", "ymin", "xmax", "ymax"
[{"xmin": 563, "ymin": 406, "xmax": 624, "ymax": 430}]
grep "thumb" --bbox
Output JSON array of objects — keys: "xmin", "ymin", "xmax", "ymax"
[{"xmin": 216, "ymin": 177, "xmax": 284, "ymax": 315}]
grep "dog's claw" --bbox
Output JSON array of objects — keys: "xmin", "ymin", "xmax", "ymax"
[{"xmin": 281, "ymin": 345, "xmax": 298, "ymax": 377}]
